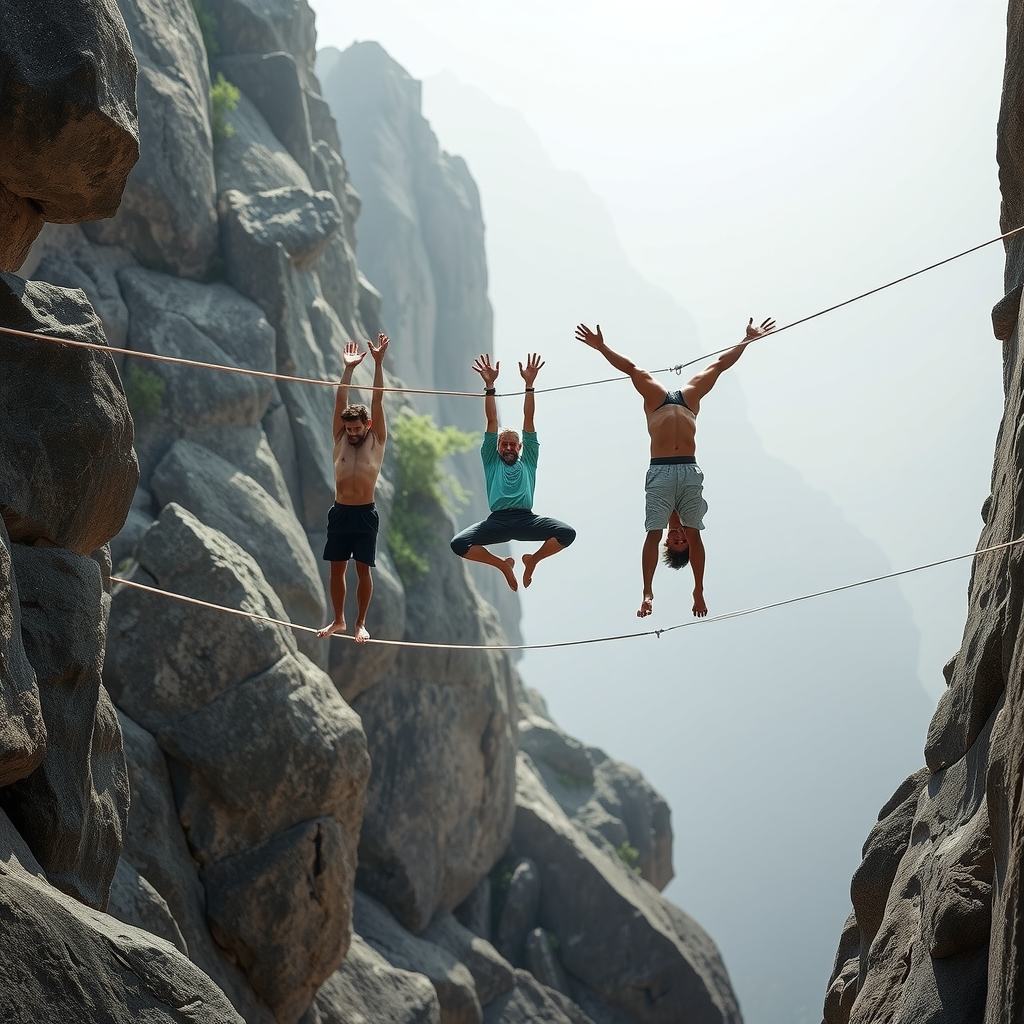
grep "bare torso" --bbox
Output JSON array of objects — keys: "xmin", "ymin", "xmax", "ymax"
[
  {"xmin": 644, "ymin": 388, "xmax": 699, "ymax": 458},
  {"xmin": 333, "ymin": 433, "xmax": 385, "ymax": 504}
]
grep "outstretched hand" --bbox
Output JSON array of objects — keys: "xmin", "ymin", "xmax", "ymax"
[
  {"xmin": 519, "ymin": 352, "xmax": 545, "ymax": 387},
  {"xmin": 369, "ymin": 332, "xmax": 389, "ymax": 363},
  {"xmin": 692, "ymin": 591, "xmax": 708, "ymax": 618},
  {"xmin": 472, "ymin": 353, "xmax": 500, "ymax": 388},
  {"xmin": 575, "ymin": 323, "xmax": 604, "ymax": 350},
  {"xmin": 744, "ymin": 317, "xmax": 776, "ymax": 343},
  {"xmin": 342, "ymin": 341, "xmax": 366, "ymax": 370}
]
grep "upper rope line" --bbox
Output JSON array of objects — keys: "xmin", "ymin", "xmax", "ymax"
[
  {"xmin": 4, "ymin": 223, "xmax": 1023, "ymax": 399},
  {"xmin": 108, "ymin": 534, "xmax": 1024, "ymax": 652}
]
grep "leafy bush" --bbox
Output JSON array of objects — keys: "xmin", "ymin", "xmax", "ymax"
[
  {"xmin": 124, "ymin": 364, "xmax": 165, "ymax": 417},
  {"xmin": 615, "ymin": 841, "xmax": 642, "ymax": 876},
  {"xmin": 190, "ymin": 0, "xmax": 219, "ymax": 57},
  {"xmin": 388, "ymin": 413, "xmax": 477, "ymax": 584},
  {"xmin": 554, "ymin": 770, "xmax": 589, "ymax": 789},
  {"xmin": 210, "ymin": 73, "xmax": 240, "ymax": 143}
]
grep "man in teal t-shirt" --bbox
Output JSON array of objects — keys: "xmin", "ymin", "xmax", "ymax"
[{"xmin": 451, "ymin": 353, "xmax": 575, "ymax": 591}]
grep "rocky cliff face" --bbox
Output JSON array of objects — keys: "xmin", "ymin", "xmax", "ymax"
[
  {"xmin": 2, "ymin": 2, "xmax": 742, "ymax": 1022},
  {"xmin": 822, "ymin": 5, "xmax": 1024, "ymax": 1021}
]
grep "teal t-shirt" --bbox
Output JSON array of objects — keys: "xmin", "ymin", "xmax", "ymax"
[{"xmin": 481, "ymin": 431, "xmax": 539, "ymax": 511}]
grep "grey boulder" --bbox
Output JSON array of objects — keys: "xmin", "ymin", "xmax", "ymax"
[
  {"xmin": 305, "ymin": 933, "xmax": 441, "ymax": 1024},
  {"xmin": 0, "ymin": 274, "xmax": 137, "ymax": 553},
  {"xmin": 354, "ymin": 497, "xmax": 518, "ymax": 933},
  {"xmin": 355, "ymin": 890, "xmax": 483, "ymax": 1024},
  {"xmin": 483, "ymin": 971, "xmax": 596, "ymax": 1024},
  {"xmin": 86, "ymin": 0, "xmax": 217, "ymax": 279},
  {"xmin": 422, "ymin": 910, "xmax": 515, "ymax": 1007},
  {"xmin": 0, "ymin": 0, "xmax": 138, "ymax": 228},
  {"xmin": 0, "ymin": 808, "xmax": 243, "ymax": 1024},
  {"xmin": 0, "ymin": 518, "xmax": 45, "ymax": 787},
  {"xmin": 107, "ymin": 856, "xmax": 188, "ymax": 953},
  {"xmin": 106, "ymin": 503, "xmax": 369, "ymax": 1023},
  {"xmin": 512, "ymin": 755, "xmax": 742, "ymax": 1024},
  {"xmin": 495, "ymin": 858, "xmax": 541, "ymax": 966},
  {"xmin": 119, "ymin": 710, "xmax": 277, "ymax": 1024},
  {"xmin": 151, "ymin": 440, "xmax": 325, "ymax": 636},
  {"xmin": 2, "ymin": 544, "xmax": 128, "ymax": 911},
  {"xmin": 213, "ymin": 52, "xmax": 314, "ymax": 175}
]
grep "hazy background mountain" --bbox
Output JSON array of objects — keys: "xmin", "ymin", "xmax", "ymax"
[{"xmin": 317, "ymin": 39, "xmax": 939, "ymax": 1024}]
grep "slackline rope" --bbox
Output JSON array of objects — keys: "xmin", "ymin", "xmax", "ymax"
[
  {"xmin": 108, "ymin": 535, "xmax": 1024, "ymax": 651},
  {"xmin": 4, "ymin": 224, "xmax": 1023, "ymax": 399}
]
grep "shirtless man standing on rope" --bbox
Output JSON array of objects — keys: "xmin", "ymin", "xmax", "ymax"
[
  {"xmin": 576, "ymin": 318, "xmax": 774, "ymax": 618},
  {"xmin": 318, "ymin": 334, "xmax": 389, "ymax": 643},
  {"xmin": 450, "ymin": 353, "xmax": 576, "ymax": 590}
]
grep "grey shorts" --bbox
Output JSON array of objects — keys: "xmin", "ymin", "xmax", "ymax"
[{"xmin": 645, "ymin": 460, "xmax": 707, "ymax": 531}]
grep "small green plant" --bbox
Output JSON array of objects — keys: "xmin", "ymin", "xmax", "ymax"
[
  {"xmin": 546, "ymin": 931, "xmax": 560, "ymax": 951},
  {"xmin": 190, "ymin": 0, "xmax": 219, "ymax": 57},
  {"xmin": 388, "ymin": 414, "xmax": 477, "ymax": 584},
  {"xmin": 124, "ymin": 364, "xmax": 165, "ymax": 417},
  {"xmin": 616, "ymin": 841, "xmax": 642, "ymax": 877},
  {"xmin": 554, "ymin": 770, "xmax": 589, "ymax": 789},
  {"xmin": 488, "ymin": 851, "xmax": 519, "ymax": 936},
  {"xmin": 210, "ymin": 73, "xmax": 240, "ymax": 143}
]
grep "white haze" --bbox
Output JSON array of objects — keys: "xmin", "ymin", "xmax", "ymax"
[{"xmin": 312, "ymin": 3, "xmax": 1007, "ymax": 1023}]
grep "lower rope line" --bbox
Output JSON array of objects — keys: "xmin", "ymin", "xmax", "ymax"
[
  {"xmin": 4, "ymin": 224, "xmax": 1023, "ymax": 400},
  {"xmin": 108, "ymin": 535, "xmax": 1023, "ymax": 652}
]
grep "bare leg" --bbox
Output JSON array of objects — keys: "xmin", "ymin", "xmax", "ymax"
[
  {"xmin": 354, "ymin": 561, "xmax": 373, "ymax": 642},
  {"xmin": 317, "ymin": 560, "xmax": 348, "ymax": 637},
  {"xmin": 522, "ymin": 537, "xmax": 566, "ymax": 587},
  {"xmin": 638, "ymin": 531, "xmax": 662, "ymax": 618},
  {"xmin": 461, "ymin": 545, "xmax": 518, "ymax": 591}
]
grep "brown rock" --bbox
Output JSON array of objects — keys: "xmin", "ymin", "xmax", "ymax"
[
  {"xmin": 0, "ymin": 274, "xmax": 137, "ymax": 553},
  {"xmin": 0, "ymin": 0, "xmax": 139, "ymax": 223},
  {"xmin": 0, "ymin": 185, "xmax": 43, "ymax": 273}
]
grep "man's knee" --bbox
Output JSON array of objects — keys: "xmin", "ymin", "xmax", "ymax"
[
  {"xmin": 451, "ymin": 535, "xmax": 471, "ymax": 557},
  {"xmin": 555, "ymin": 524, "xmax": 576, "ymax": 548},
  {"xmin": 355, "ymin": 561, "xmax": 373, "ymax": 577}
]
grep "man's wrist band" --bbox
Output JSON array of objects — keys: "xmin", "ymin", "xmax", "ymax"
[
  {"xmin": 484, "ymin": 388, "xmax": 496, "ymax": 395},
  {"xmin": 525, "ymin": 387, "xmax": 535, "ymax": 392}
]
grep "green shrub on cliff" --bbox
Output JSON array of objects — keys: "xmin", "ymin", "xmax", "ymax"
[
  {"xmin": 124, "ymin": 364, "xmax": 165, "ymax": 417},
  {"xmin": 190, "ymin": 0, "xmax": 219, "ymax": 58},
  {"xmin": 388, "ymin": 414, "xmax": 477, "ymax": 584},
  {"xmin": 210, "ymin": 73, "xmax": 239, "ymax": 143},
  {"xmin": 616, "ymin": 840, "xmax": 642, "ymax": 876}
]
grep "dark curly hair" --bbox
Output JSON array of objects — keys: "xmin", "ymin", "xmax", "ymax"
[{"xmin": 662, "ymin": 542, "xmax": 690, "ymax": 570}]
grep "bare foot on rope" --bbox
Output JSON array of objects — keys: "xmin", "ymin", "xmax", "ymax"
[
  {"xmin": 522, "ymin": 553, "xmax": 538, "ymax": 588},
  {"xmin": 637, "ymin": 593, "xmax": 653, "ymax": 618},
  {"xmin": 354, "ymin": 623, "xmax": 370, "ymax": 643},
  {"xmin": 317, "ymin": 617, "xmax": 346, "ymax": 638},
  {"xmin": 500, "ymin": 557, "xmax": 518, "ymax": 592}
]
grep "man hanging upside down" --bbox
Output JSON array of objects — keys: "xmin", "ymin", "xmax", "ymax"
[
  {"xmin": 451, "ymin": 352, "xmax": 576, "ymax": 590},
  {"xmin": 318, "ymin": 333, "xmax": 389, "ymax": 643},
  {"xmin": 576, "ymin": 317, "xmax": 775, "ymax": 618}
]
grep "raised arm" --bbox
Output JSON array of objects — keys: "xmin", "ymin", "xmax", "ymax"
[
  {"xmin": 519, "ymin": 352, "xmax": 544, "ymax": 431},
  {"xmin": 333, "ymin": 341, "xmax": 365, "ymax": 441},
  {"xmin": 368, "ymin": 333, "xmax": 389, "ymax": 443},
  {"xmin": 684, "ymin": 317, "xmax": 775, "ymax": 405},
  {"xmin": 472, "ymin": 354, "xmax": 500, "ymax": 432},
  {"xmin": 575, "ymin": 323, "xmax": 666, "ymax": 409}
]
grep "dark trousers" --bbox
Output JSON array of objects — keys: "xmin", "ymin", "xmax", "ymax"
[{"xmin": 450, "ymin": 508, "xmax": 576, "ymax": 557}]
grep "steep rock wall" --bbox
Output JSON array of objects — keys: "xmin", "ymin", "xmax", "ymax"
[{"xmin": 822, "ymin": 5, "xmax": 1024, "ymax": 1021}]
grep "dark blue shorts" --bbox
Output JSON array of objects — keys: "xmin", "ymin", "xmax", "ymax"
[
  {"xmin": 450, "ymin": 508, "xmax": 576, "ymax": 557},
  {"xmin": 323, "ymin": 502, "xmax": 378, "ymax": 566}
]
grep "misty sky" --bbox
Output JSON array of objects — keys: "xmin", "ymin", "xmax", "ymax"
[
  {"xmin": 314, "ymin": 1, "xmax": 1009, "ymax": 699},
  {"xmin": 313, "ymin": 4, "xmax": 1010, "ymax": 1022}
]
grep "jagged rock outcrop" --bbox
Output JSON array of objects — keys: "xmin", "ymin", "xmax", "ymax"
[
  {"xmin": 0, "ymin": 808, "xmax": 243, "ymax": 1024},
  {"xmin": 106, "ymin": 503, "xmax": 370, "ymax": 1023},
  {"xmin": 0, "ymin": 274, "xmax": 137, "ymax": 553},
  {"xmin": 354, "ymin": 496, "xmax": 519, "ymax": 934},
  {"xmin": 85, "ymin": 0, "xmax": 217, "ymax": 279},
  {"xmin": 0, "ymin": 0, "xmax": 139, "ymax": 270},
  {"xmin": 0, "ymin": 544, "xmax": 129, "ymax": 911},
  {"xmin": 822, "ymin": 5, "xmax": 1024, "ymax": 1020}
]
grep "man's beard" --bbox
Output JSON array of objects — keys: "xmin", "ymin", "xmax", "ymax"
[
  {"xmin": 500, "ymin": 451, "xmax": 519, "ymax": 465},
  {"xmin": 347, "ymin": 432, "xmax": 368, "ymax": 448}
]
